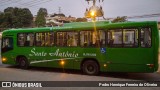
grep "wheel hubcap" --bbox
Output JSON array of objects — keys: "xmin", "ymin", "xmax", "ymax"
[
  {"xmin": 87, "ymin": 65, "xmax": 94, "ymax": 72},
  {"xmin": 20, "ymin": 60, "xmax": 25, "ymax": 66}
]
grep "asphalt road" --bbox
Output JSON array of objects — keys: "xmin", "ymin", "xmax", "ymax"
[{"xmin": 0, "ymin": 59, "xmax": 160, "ymax": 90}]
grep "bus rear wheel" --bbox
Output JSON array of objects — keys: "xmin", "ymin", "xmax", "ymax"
[
  {"xmin": 17, "ymin": 57, "xmax": 29, "ymax": 69},
  {"xmin": 82, "ymin": 60, "xmax": 99, "ymax": 75}
]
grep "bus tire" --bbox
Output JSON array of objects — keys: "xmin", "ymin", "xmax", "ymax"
[
  {"xmin": 82, "ymin": 60, "xmax": 99, "ymax": 75},
  {"xmin": 18, "ymin": 57, "xmax": 29, "ymax": 69}
]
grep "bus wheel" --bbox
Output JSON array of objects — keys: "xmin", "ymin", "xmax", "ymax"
[
  {"xmin": 18, "ymin": 57, "xmax": 29, "ymax": 69},
  {"xmin": 82, "ymin": 60, "xmax": 99, "ymax": 75}
]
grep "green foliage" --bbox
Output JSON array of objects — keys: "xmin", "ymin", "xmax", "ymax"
[
  {"xmin": 0, "ymin": 13, "xmax": 4, "ymax": 24},
  {"xmin": 112, "ymin": 16, "xmax": 127, "ymax": 23},
  {"xmin": 76, "ymin": 18, "xmax": 87, "ymax": 22},
  {"xmin": 0, "ymin": 7, "xmax": 33, "ymax": 28},
  {"xmin": 35, "ymin": 8, "xmax": 48, "ymax": 27}
]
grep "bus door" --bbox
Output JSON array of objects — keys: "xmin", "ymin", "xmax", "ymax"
[
  {"xmin": 106, "ymin": 28, "xmax": 153, "ymax": 72},
  {"xmin": 1, "ymin": 37, "xmax": 14, "ymax": 64},
  {"xmin": 1, "ymin": 37, "xmax": 13, "ymax": 53}
]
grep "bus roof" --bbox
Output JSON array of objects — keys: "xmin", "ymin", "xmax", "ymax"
[{"xmin": 2, "ymin": 21, "xmax": 158, "ymax": 34}]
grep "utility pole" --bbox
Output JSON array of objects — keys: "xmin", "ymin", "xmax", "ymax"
[{"xmin": 58, "ymin": 7, "xmax": 61, "ymax": 14}]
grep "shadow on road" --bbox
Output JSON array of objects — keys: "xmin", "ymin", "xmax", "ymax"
[{"xmin": 4, "ymin": 65, "xmax": 160, "ymax": 81}]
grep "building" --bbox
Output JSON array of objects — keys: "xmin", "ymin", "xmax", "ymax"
[
  {"xmin": 33, "ymin": 13, "xmax": 76, "ymax": 27},
  {"xmin": 45, "ymin": 13, "xmax": 76, "ymax": 27},
  {"xmin": 33, "ymin": 15, "xmax": 37, "ymax": 22}
]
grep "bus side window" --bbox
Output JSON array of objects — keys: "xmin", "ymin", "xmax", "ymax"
[
  {"xmin": 80, "ymin": 31, "xmax": 93, "ymax": 47},
  {"xmin": 36, "ymin": 32, "xmax": 54, "ymax": 47},
  {"xmin": 18, "ymin": 33, "xmax": 25, "ymax": 46},
  {"xmin": 18, "ymin": 33, "xmax": 34, "ymax": 47},
  {"xmin": 123, "ymin": 29, "xmax": 138, "ymax": 47},
  {"xmin": 99, "ymin": 30, "xmax": 106, "ymax": 47},
  {"xmin": 80, "ymin": 30, "xmax": 105, "ymax": 47},
  {"xmin": 26, "ymin": 33, "xmax": 34, "ymax": 46},
  {"xmin": 36, "ymin": 33, "xmax": 41, "ymax": 46},
  {"xmin": 56, "ymin": 32, "xmax": 67, "ymax": 47},
  {"xmin": 141, "ymin": 28, "xmax": 151, "ymax": 48},
  {"xmin": 67, "ymin": 32, "xmax": 78, "ymax": 47},
  {"xmin": 107, "ymin": 30, "xmax": 122, "ymax": 47},
  {"xmin": 56, "ymin": 31, "xmax": 78, "ymax": 47},
  {"xmin": 49, "ymin": 32, "xmax": 54, "ymax": 46}
]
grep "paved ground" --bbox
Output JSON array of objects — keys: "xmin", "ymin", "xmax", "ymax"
[
  {"xmin": 0, "ymin": 39, "xmax": 160, "ymax": 90},
  {"xmin": 0, "ymin": 60, "xmax": 160, "ymax": 90}
]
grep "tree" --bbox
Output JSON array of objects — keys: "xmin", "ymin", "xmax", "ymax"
[
  {"xmin": 39, "ymin": 8, "xmax": 48, "ymax": 17},
  {"xmin": 0, "ymin": 13, "xmax": 4, "ymax": 27},
  {"xmin": 20, "ymin": 8, "xmax": 33, "ymax": 27},
  {"xmin": 35, "ymin": 8, "xmax": 48, "ymax": 27},
  {"xmin": 0, "ymin": 7, "xmax": 33, "ymax": 28},
  {"xmin": 76, "ymin": 17, "xmax": 87, "ymax": 22},
  {"xmin": 12, "ymin": 8, "xmax": 33, "ymax": 28},
  {"xmin": 4, "ymin": 7, "xmax": 14, "ymax": 13},
  {"xmin": 112, "ymin": 16, "xmax": 127, "ymax": 23}
]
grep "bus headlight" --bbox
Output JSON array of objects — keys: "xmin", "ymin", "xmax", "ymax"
[{"xmin": 2, "ymin": 57, "xmax": 7, "ymax": 62}]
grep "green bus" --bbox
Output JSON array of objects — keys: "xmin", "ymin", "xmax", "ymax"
[{"xmin": 1, "ymin": 21, "xmax": 159, "ymax": 75}]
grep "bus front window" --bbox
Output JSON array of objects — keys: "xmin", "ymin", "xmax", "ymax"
[{"xmin": 2, "ymin": 37, "xmax": 13, "ymax": 53}]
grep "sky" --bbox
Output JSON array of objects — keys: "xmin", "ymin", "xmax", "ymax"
[{"xmin": 0, "ymin": 0, "xmax": 160, "ymax": 21}]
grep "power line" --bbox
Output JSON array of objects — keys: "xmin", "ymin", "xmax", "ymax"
[
  {"xmin": 19, "ymin": 0, "xmax": 44, "ymax": 6},
  {"xmin": 128, "ymin": 13, "xmax": 160, "ymax": 19},
  {"xmin": 0, "ymin": 0, "xmax": 51, "ymax": 11},
  {"xmin": 16, "ymin": 0, "xmax": 44, "ymax": 9},
  {"xmin": 80, "ymin": 0, "xmax": 87, "ymax": 8},
  {"xmin": 0, "ymin": 0, "xmax": 12, "ymax": 5},
  {"xmin": 0, "ymin": 0, "xmax": 10, "ymax": 2},
  {"xmin": 0, "ymin": 0, "xmax": 159, "ymax": 20},
  {"xmin": 106, "ymin": 13, "xmax": 160, "ymax": 20},
  {"xmin": 0, "ymin": 0, "xmax": 47, "ymax": 8},
  {"xmin": 0, "ymin": 0, "xmax": 21, "ymax": 7},
  {"xmin": 27, "ymin": 0, "xmax": 53, "ymax": 7},
  {"xmin": 58, "ymin": 7, "xmax": 61, "ymax": 14}
]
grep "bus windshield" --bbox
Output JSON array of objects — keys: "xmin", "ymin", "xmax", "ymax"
[{"xmin": 2, "ymin": 37, "xmax": 13, "ymax": 53}]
